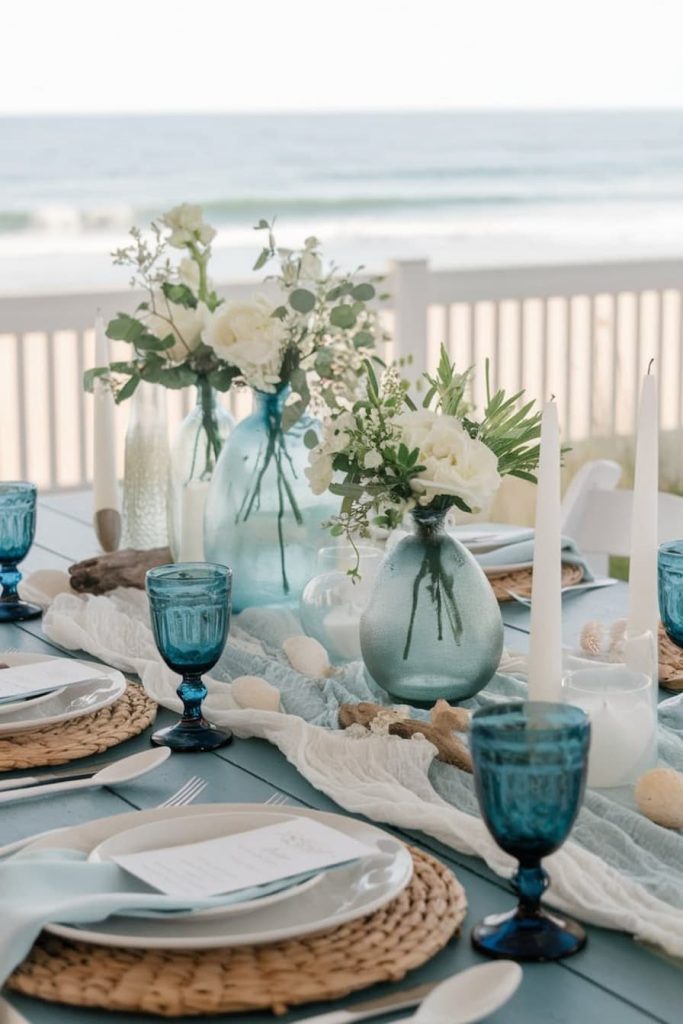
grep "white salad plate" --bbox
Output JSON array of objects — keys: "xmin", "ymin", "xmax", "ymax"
[
  {"xmin": 0, "ymin": 653, "xmax": 126, "ymax": 736},
  {"xmin": 0, "ymin": 684, "xmax": 65, "ymax": 715},
  {"xmin": 89, "ymin": 810, "xmax": 323, "ymax": 920},
  {"xmin": 23, "ymin": 803, "xmax": 413, "ymax": 950},
  {"xmin": 451, "ymin": 522, "xmax": 531, "ymax": 554}
]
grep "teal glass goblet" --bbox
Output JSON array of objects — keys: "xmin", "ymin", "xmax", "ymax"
[
  {"xmin": 470, "ymin": 701, "xmax": 590, "ymax": 961},
  {"xmin": 0, "ymin": 482, "xmax": 41, "ymax": 622},
  {"xmin": 146, "ymin": 563, "xmax": 233, "ymax": 752}
]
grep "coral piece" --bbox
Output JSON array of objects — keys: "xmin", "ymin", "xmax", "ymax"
[
  {"xmin": 580, "ymin": 620, "xmax": 606, "ymax": 657},
  {"xmin": 339, "ymin": 699, "xmax": 472, "ymax": 772},
  {"xmin": 635, "ymin": 768, "xmax": 683, "ymax": 829},
  {"xmin": 69, "ymin": 548, "xmax": 171, "ymax": 595},
  {"xmin": 282, "ymin": 636, "xmax": 331, "ymax": 678}
]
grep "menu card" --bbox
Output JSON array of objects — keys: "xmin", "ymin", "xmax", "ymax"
[
  {"xmin": 113, "ymin": 818, "xmax": 377, "ymax": 899},
  {"xmin": 0, "ymin": 660, "xmax": 104, "ymax": 702}
]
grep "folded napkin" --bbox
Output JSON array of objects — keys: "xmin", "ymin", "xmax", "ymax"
[
  {"xmin": 0, "ymin": 848, "xmax": 314, "ymax": 985},
  {"xmin": 467, "ymin": 528, "xmax": 595, "ymax": 582}
]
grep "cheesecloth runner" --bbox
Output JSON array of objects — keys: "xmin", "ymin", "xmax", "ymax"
[{"xmin": 42, "ymin": 588, "xmax": 683, "ymax": 959}]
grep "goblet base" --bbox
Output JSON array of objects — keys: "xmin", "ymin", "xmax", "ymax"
[
  {"xmin": 472, "ymin": 905, "xmax": 587, "ymax": 961},
  {"xmin": 0, "ymin": 600, "xmax": 42, "ymax": 622},
  {"xmin": 151, "ymin": 718, "xmax": 233, "ymax": 753}
]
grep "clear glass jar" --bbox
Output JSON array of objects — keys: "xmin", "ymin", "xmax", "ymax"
[
  {"xmin": 300, "ymin": 545, "xmax": 383, "ymax": 663},
  {"xmin": 122, "ymin": 382, "xmax": 170, "ymax": 550},
  {"xmin": 167, "ymin": 381, "xmax": 234, "ymax": 561}
]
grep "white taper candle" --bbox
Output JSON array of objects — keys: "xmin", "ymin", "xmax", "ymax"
[
  {"xmin": 627, "ymin": 371, "xmax": 659, "ymax": 643},
  {"xmin": 93, "ymin": 315, "xmax": 121, "ymax": 551},
  {"xmin": 527, "ymin": 400, "xmax": 563, "ymax": 701}
]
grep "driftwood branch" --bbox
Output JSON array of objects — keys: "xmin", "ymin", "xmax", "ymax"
[
  {"xmin": 339, "ymin": 699, "xmax": 472, "ymax": 772},
  {"xmin": 68, "ymin": 548, "xmax": 171, "ymax": 595}
]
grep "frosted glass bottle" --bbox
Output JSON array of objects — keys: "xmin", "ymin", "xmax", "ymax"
[{"xmin": 121, "ymin": 382, "xmax": 170, "ymax": 550}]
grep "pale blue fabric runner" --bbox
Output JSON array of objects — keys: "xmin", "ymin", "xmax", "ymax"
[{"xmin": 221, "ymin": 607, "xmax": 683, "ymax": 910}]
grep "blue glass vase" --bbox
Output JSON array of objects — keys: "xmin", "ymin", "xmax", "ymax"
[
  {"xmin": 204, "ymin": 388, "xmax": 337, "ymax": 612},
  {"xmin": 359, "ymin": 506, "xmax": 503, "ymax": 703},
  {"xmin": 658, "ymin": 540, "xmax": 683, "ymax": 648}
]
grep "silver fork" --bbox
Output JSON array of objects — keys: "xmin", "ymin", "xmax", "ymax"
[
  {"xmin": 0, "ymin": 775, "xmax": 208, "ymax": 857},
  {"xmin": 158, "ymin": 776, "xmax": 207, "ymax": 808},
  {"xmin": 265, "ymin": 792, "xmax": 290, "ymax": 807}
]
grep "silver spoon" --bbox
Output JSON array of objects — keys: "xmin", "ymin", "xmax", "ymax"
[
  {"xmin": 411, "ymin": 961, "xmax": 522, "ymax": 1024},
  {"xmin": 0, "ymin": 747, "xmax": 171, "ymax": 805}
]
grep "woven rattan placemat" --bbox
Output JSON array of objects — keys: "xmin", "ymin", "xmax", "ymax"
[
  {"xmin": 8, "ymin": 846, "xmax": 466, "ymax": 1017},
  {"xmin": 0, "ymin": 683, "xmax": 157, "ymax": 772},
  {"xmin": 490, "ymin": 562, "xmax": 583, "ymax": 602}
]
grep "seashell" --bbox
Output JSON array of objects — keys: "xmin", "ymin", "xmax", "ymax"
[
  {"xmin": 231, "ymin": 675, "xmax": 281, "ymax": 713},
  {"xmin": 635, "ymin": 767, "xmax": 683, "ymax": 829},
  {"xmin": 282, "ymin": 635, "xmax": 331, "ymax": 678}
]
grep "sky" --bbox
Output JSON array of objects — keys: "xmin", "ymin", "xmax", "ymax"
[{"xmin": 2, "ymin": 0, "xmax": 683, "ymax": 114}]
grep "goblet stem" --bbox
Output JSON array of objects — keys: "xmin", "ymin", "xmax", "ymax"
[
  {"xmin": 0, "ymin": 562, "xmax": 20, "ymax": 602},
  {"xmin": 177, "ymin": 673, "xmax": 208, "ymax": 724},
  {"xmin": 513, "ymin": 862, "xmax": 549, "ymax": 917}
]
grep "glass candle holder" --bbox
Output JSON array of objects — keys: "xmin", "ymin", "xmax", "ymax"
[
  {"xmin": 0, "ymin": 482, "xmax": 41, "ymax": 622},
  {"xmin": 300, "ymin": 545, "xmax": 382, "ymax": 663},
  {"xmin": 658, "ymin": 540, "xmax": 683, "ymax": 648},
  {"xmin": 146, "ymin": 562, "xmax": 233, "ymax": 752},
  {"xmin": 470, "ymin": 701, "xmax": 590, "ymax": 961},
  {"xmin": 562, "ymin": 666, "xmax": 656, "ymax": 788}
]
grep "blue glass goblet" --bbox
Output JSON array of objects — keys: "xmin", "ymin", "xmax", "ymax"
[
  {"xmin": 146, "ymin": 563, "xmax": 233, "ymax": 752},
  {"xmin": 658, "ymin": 541, "xmax": 683, "ymax": 647},
  {"xmin": 0, "ymin": 482, "xmax": 41, "ymax": 622},
  {"xmin": 470, "ymin": 701, "xmax": 590, "ymax": 961}
]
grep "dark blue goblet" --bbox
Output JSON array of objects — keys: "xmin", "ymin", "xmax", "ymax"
[
  {"xmin": 0, "ymin": 482, "xmax": 41, "ymax": 622},
  {"xmin": 658, "ymin": 541, "xmax": 683, "ymax": 647},
  {"xmin": 146, "ymin": 563, "xmax": 233, "ymax": 752},
  {"xmin": 470, "ymin": 701, "xmax": 590, "ymax": 961}
]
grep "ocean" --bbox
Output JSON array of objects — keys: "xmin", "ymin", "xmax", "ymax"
[{"xmin": 2, "ymin": 110, "xmax": 683, "ymax": 294}]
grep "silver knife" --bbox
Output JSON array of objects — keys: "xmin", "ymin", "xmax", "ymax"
[
  {"xmin": 0, "ymin": 760, "xmax": 116, "ymax": 793},
  {"xmin": 297, "ymin": 982, "xmax": 436, "ymax": 1024}
]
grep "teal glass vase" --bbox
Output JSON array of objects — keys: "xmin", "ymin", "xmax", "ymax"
[
  {"xmin": 204, "ymin": 388, "xmax": 337, "ymax": 612},
  {"xmin": 359, "ymin": 506, "xmax": 504, "ymax": 703}
]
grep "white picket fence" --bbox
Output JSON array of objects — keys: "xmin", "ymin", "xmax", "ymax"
[{"xmin": 2, "ymin": 256, "xmax": 683, "ymax": 491}]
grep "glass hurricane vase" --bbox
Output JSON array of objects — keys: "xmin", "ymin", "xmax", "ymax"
[
  {"xmin": 359, "ymin": 506, "xmax": 504, "ymax": 703},
  {"xmin": 167, "ymin": 381, "xmax": 234, "ymax": 562},
  {"xmin": 204, "ymin": 387, "xmax": 338, "ymax": 613}
]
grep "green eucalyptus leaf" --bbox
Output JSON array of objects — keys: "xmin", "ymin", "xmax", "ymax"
[
  {"xmin": 208, "ymin": 366, "xmax": 238, "ymax": 391},
  {"xmin": 136, "ymin": 332, "xmax": 176, "ymax": 352},
  {"xmin": 106, "ymin": 313, "xmax": 146, "ymax": 343},
  {"xmin": 314, "ymin": 347, "xmax": 336, "ymax": 379},
  {"xmin": 352, "ymin": 330, "xmax": 374, "ymax": 349},
  {"xmin": 330, "ymin": 304, "xmax": 357, "ymax": 329},
  {"xmin": 157, "ymin": 365, "xmax": 197, "ymax": 389},
  {"xmin": 161, "ymin": 281, "xmax": 197, "ymax": 309},
  {"xmin": 351, "ymin": 282, "xmax": 375, "ymax": 302},
  {"xmin": 289, "ymin": 288, "xmax": 316, "ymax": 314},
  {"xmin": 304, "ymin": 428, "xmax": 320, "ymax": 450},
  {"xmin": 116, "ymin": 375, "xmax": 140, "ymax": 402},
  {"xmin": 271, "ymin": 305, "xmax": 288, "ymax": 320},
  {"xmin": 253, "ymin": 248, "xmax": 270, "ymax": 271},
  {"xmin": 82, "ymin": 366, "xmax": 108, "ymax": 392}
]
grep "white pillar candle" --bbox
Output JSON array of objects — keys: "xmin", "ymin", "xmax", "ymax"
[
  {"xmin": 563, "ymin": 667, "xmax": 656, "ymax": 788},
  {"xmin": 627, "ymin": 372, "xmax": 659, "ymax": 645},
  {"xmin": 178, "ymin": 481, "xmax": 210, "ymax": 562},
  {"xmin": 92, "ymin": 315, "xmax": 121, "ymax": 551},
  {"xmin": 527, "ymin": 401, "xmax": 562, "ymax": 701}
]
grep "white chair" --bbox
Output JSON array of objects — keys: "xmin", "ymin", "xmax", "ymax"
[{"xmin": 561, "ymin": 459, "xmax": 683, "ymax": 576}]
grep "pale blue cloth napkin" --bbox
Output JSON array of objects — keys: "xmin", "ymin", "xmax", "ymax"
[
  {"xmin": 0, "ymin": 848, "xmax": 317, "ymax": 985},
  {"xmin": 472, "ymin": 529, "xmax": 595, "ymax": 581}
]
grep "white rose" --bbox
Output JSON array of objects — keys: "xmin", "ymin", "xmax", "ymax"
[
  {"xmin": 178, "ymin": 258, "xmax": 200, "ymax": 292},
  {"xmin": 364, "ymin": 449, "xmax": 383, "ymax": 470},
  {"xmin": 397, "ymin": 409, "xmax": 500, "ymax": 511},
  {"xmin": 323, "ymin": 411, "xmax": 355, "ymax": 453},
  {"xmin": 305, "ymin": 449, "xmax": 333, "ymax": 495},
  {"xmin": 203, "ymin": 295, "xmax": 286, "ymax": 391},
  {"xmin": 142, "ymin": 295, "xmax": 206, "ymax": 363}
]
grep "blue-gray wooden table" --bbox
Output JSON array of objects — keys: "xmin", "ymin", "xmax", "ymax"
[{"xmin": 1, "ymin": 491, "xmax": 680, "ymax": 1024}]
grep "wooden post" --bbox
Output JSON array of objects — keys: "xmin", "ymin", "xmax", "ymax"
[{"xmin": 389, "ymin": 259, "xmax": 429, "ymax": 382}]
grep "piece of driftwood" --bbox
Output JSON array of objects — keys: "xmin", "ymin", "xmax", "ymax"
[
  {"xmin": 339, "ymin": 699, "xmax": 472, "ymax": 772},
  {"xmin": 68, "ymin": 547, "xmax": 171, "ymax": 595}
]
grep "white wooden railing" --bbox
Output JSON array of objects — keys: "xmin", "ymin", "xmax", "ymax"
[{"xmin": 2, "ymin": 257, "xmax": 683, "ymax": 491}]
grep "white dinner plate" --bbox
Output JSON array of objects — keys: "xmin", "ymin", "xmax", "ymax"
[
  {"xmin": 89, "ymin": 810, "xmax": 323, "ymax": 920},
  {"xmin": 0, "ymin": 653, "xmax": 125, "ymax": 735},
  {"xmin": 482, "ymin": 560, "xmax": 534, "ymax": 577},
  {"xmin": 23, "ymin": 803, "xmax": 413, "ymax": 950}
]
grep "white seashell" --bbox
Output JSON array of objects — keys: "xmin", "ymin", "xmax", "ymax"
[
  {"xmin": 19, "ymin": 569, "xmax": 72, "ymax": 608},
  {"xmin": 282, "ymin": 635, "xmax": 331, "ymax": 678},
  {"xmin": 231, "ymin": 675, "xmax": 281, "ymax": 712}
]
